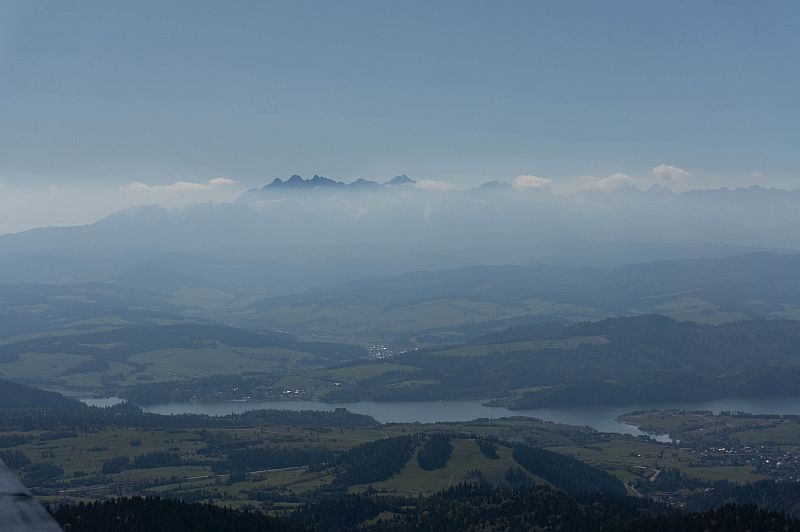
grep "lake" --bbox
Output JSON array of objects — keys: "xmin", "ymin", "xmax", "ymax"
[
  {"xmin": 81, "ymin": 395, "xmax": 800, "ymax": 441},
  {"xmin": 140, "ymin": 399, "xmax": 666, "ymax": 438}
]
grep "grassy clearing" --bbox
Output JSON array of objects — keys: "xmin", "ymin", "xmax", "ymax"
[
  {"xmin": 655, "ymin": 297, "xmax": 748, "ymax": 324},
  {"xmin": 621, "ymin": 410, "xmax": 800, "ymax": 450},
  {"xmin": 114, "ymin": 465, "xmax": 213, "ymax": 482},
  {"xmin": 130, "ymin": 347, "xmax": 317, "ymax": 380},
  {"xmin": 251, "ymin": 298, "xmax": 611, "ymax": 346},
  {"xmin": 551, "ymin": 436, "xmax": 768, "ymax": 485},
  {"xmin": 552, "ymin": 439, "xmax": 696, "ymax": 482},
  {"xmin": 432, "ymin": 336, "xmax": 609, "ymax": 358},
  {"xmin": 0, "ymin": 352, "xmax": 91, "ymax": 380},
  {"xmin": 16, "ymin": 428, "xmax": 204, "ymax": 477},
  {"xmin": 733, "ymin": 423, "xmax": 800, "ymax": 448},
  {"xmin": 253, "ymin": 300, "xmax": 526, "ymax": 335},
  {"xmin": 168, "ymin": 287, "xmax": 237, "ymax": 311},
  {"xmin": 321, "ymin": 363, "xmax": 419, "ymax": 381}
]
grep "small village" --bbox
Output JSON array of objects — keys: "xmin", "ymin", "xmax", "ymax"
[{"xmin": 694, "ymin": 445, "xmax": 800, "ymax": 482}]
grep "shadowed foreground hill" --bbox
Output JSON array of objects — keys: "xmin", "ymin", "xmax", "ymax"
[
  {"xmin": 53, "ymin": 497, "xmax": 299, "ymax": 532},
  {"xmin": 51, "ymin": 487, "xmax": 800, "ymax": 532}
]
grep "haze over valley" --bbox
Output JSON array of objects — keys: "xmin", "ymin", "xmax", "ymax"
[{"xmin": 3, "ymin": 2, "xmax": 800, "ymax": 530}]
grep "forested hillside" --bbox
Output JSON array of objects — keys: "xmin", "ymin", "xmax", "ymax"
[
  {"xmin": 320, "ymin": 315, "xmax": 800, "ymax": 407},
  {"xmin": 52, "ymin": 488, "xmax": 800, "ymax": 532}
]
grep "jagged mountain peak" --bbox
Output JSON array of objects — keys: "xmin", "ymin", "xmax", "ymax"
[{"xmin": 386, "ymin": 174, "xmax": 415, "ymax": 186}]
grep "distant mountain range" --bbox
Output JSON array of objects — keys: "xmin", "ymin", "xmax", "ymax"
[
  {"xmin": 0, "ymin": 176, "xmax": 798, "ymax": 308},
  {"xmin": 237, "ymin": 174, "xmax": 415, "ymax": 203}
]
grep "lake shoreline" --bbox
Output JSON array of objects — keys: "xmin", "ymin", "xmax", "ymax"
[{"xmin": 76, "ymin": 394, "xmax": 800, "ymax": 444}]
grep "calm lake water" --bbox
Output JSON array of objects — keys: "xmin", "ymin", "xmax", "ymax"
[{"xmin": 76, "ymin": 395, "xmax": 800, "ymax": 441}]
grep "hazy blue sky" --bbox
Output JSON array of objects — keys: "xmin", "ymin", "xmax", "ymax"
[{"xmin": 0, "ymin": 1, "xmax": 799, "ymax": 231}]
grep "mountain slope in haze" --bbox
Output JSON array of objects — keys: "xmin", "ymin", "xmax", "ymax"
[
  {"xmin": 111, "ymin": 244, "xmax": 469, "ymax": 301},
  {"xmin": 1, "ymin": 183, "xmax": 798, "ymax": 292},
  {"xmin": 247, "ymin": 252, "xmax": 800, "ymax": 345},
  {"xmin": 253, "ymin": 252, "xmax": 800, "ymax": 313}
]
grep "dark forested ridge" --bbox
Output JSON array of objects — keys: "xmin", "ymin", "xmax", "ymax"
[
  {"xmin": 333, "ymin": 436, "xmax": 416, "ymax": 486},
  {"xmin": 685, "ymin": 480, "xmax": 800, "ymax": 520},
  {"xmin": 52, "ymin": 497, "xmax": 300, "ymax": 532},
  {"xmin": 416, "ymin": 434, "xmax": 453, "ymax": 471},
  {"xmin": 219, "ymin": 447, "xmax": 334, "ymax": 474},
  {"xmin": 51, "ymin": 487, "xmax": 800, "ymax": 532},
  {"xmin": 0, "ymin": 379, "xmax": 78, "ymax": 409},
  {"xmin": 512, "ymin": 445, "xmax": 627, "ymax": 496},
  {"xmin": 621, "ymin": 504, "xmax": 800, "ymax": 532}
]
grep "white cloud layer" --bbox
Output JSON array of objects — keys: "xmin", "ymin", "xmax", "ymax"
[
  {"xmin": 652, "ymin": 164, "xmax": 691, "ymax": 181},
  {"xmin": 208, "ymin": 177, "xmax": 237, "ymax": 187},
  {"xmin": 2, "ymin": 165, "xmax": 795, "ymax": 236},
  {"xmin": 414, "ymin": 179, "xmax": 458, "ymax": 191},
  {"xmin": 577, "ymin": 173, "xmax": 636, "ymax": 192},
  {"xmin": 513, "ymin": 175, "xmax": 553, "ymax": 190},
  {"xmin": 119, "ymin": 178, "xmax": 237, "ymax": 193}
]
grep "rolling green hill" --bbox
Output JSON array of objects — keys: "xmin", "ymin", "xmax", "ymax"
[
  {"xmin": 318, "ymin": 315, "xmax": 800, "ymax": 407},
  {"xmin": 0, "ymin": 282, "xmax": 189, "ymax": 340},
  {"xmin": 0, "ymin": 324, "xmax": 366, "ymax": 394},
  {"xmin": 247, "ymin": 252, "xmax": 800, "ymax": 346}
]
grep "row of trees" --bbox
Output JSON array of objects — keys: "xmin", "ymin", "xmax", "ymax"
[
  {"xmin": 333, "ymin": 436, "xmax": 416, "ymax": 485},
  {"xmin": 512, "ymin": 445, "xmax": 627, "ymax": 496},
  {"xmin": 52, "ymin": 487, "xmax": 800, "ymax": 532},
  {"xmin": 416, "ymin": 434, "xmax": 453, "ymax": 470}
]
